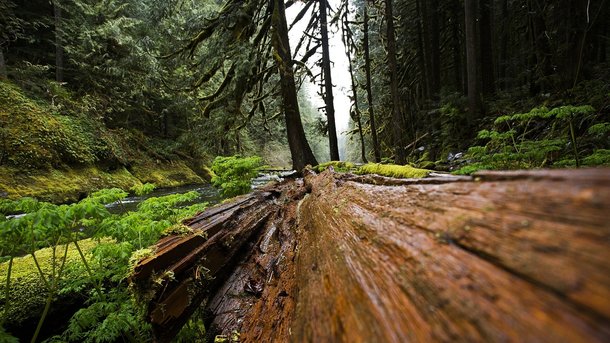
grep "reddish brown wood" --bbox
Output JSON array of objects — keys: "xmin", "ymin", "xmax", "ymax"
[
  {"xmin": 293, "ymin": 169, "xmax": 610, "ymax": 342},
  {"xmin": 131, "ymin": 168, "xmax": 610, "ymax": 342}
]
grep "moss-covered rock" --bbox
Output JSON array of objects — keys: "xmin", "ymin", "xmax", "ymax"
[
  {"xmin": 313, "ymin": 161, "xmax": 356, "ymax": 173},
  {"xmin": 355, "ymin": 163, "xmax": 430, "ymax": 178},
  {"xmin": 130, "ymin": 161, "xmax": 204, "ymax": 188}
]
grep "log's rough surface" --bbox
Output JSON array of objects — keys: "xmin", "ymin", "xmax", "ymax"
[{"xmin": 131, "ymin": 168, "xmax": 610, "ymax": 342}]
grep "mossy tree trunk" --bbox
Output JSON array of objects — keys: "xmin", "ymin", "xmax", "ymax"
[
  {"xmin": 384, "ymin": 0, "xmax": 406, "ymax": 164},
  {"xmin": 362, "ymin": 2, "xmax": 381, "ymax": 163},
  {"xmin": 0, "ymin": 49, "xmax": 6, "ymax": 78},
  {"xmin": 53, "ymin": 0, "xmax": 64, "ymax": 83},
  {"xmin": 271, "ymin": 0, "xmax": 318, "ymax": 171},
  {"xmin": 465, "ymin": 0, "xmax": 482, "ymax": 119},
  {"xmin": 319, "ymin": 0, "xmax": 340, "ymax": 161}
]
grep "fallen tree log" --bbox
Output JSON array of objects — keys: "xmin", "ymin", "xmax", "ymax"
[{"xmin": 131, "ymin": 168, "xmax": 610, "ymax": 342}]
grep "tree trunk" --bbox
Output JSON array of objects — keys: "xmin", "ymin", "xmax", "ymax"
[
  {"xmin": 465, "ymin": 0, "xmax": 482, "ymax": 120},
  {"xmin": 415, "ymin": 0, "xmax": 430, "ymax": 99},
  {"xmin": 427, "ymin": 0, "xmax": 441, "ymax": 98},
  {"xmin": 0, "ymin": 49, "xmax": 6, "ymax": 79},
  {"xmin": 342, "ymin": 3, "xmax": 367, "ymax": 163},
  {"xmin": 54, "ymin": 1, "xmax": 64, "ymax": 83},
  {"xmin": 319, "ymin": 0, "xmax": 340, "ymax": 161},
  {"xmin": 363, "ymin": 2, "xmax": 381, "ymax": 163},
  {"xmin": 132, "ymin": 168, "xmax": 610, "ymax": 342},
  {"xmin": 452, "ymin": 0, "xmax": 463, "ymax": 93},
  {"xmin": 384, "ymin": 0, "xmax": 406, "ymax": 164},
  {"xmin": 527, "ymin": 0, "xmax": 553, "ymax": 93},
  {"xmin": 271, "ymin": 0, "xmax": 318, "ymax": 171},
  {"xmin": 479, "ymin": 0, "xmax": 495, "ymax": 94},
  {"xmin": 498, "ymin": 0, "xmax": 509, "ymax": 90}
]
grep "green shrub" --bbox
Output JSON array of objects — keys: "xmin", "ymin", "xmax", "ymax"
[
  {"xmin": 211, "ymin": 156, "xmax": 263, "ymax": 197},
  {"xmin": 455, "ymin": 105, "xmax": 608, "ymax": 174},
  {"xmin": 0, "ymin": 187, "xmax": 208, "ymax": 342},
  {"xmin": 130, "ymin": 183, "xmax": 156, "ymax": 196}
]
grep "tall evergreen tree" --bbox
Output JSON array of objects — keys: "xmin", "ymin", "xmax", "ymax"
[
  {"xmin": 384, "ymin": 0, "xmax": 406, "ymax": 163},
  {"xmin": 464, "ymin": 0, "xmax": 482, "ymax": 119},
  {"xmin": 319, "ymin": 0, "xmax": 340, "ymax": 161},
  {"xmin": 362, "ymin": 0, "xmax": 381, "ymax": 162},
  {"xmin": 272, "ymin": 0, "xmax": 318, "ymax": 170}
]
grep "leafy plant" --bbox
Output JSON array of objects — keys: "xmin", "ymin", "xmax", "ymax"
[
  {"xmin": 130, "ymin": 183, "xmax": 156, "ymax": 196},
  {"xmin": 211, "ymin": 156, "xmax": 263, "ymax": 197},
  {"xmin": 0, "ymin": 187, "xmax": 208, "ymax": 342},
  {"xmin": 454, "ymin": 105, "xmax": 605, "ymax": 174}
]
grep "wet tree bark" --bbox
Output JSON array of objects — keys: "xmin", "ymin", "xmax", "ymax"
[
  {"xmin": 319, "ymin": 0, "xmax": 340, "ymax": 161},
  {"xmin": 0, "ymin": 50, "xmax": 6, "ymax": 78},
  {"xmin": 362, "ymin": 2, "xmax": 381, "ymax": 163},
  {"xmin": 132, "ymin": 168, "xmax": 610, "ymax": 342},
  {"xmin": 271, "ymin": 0, "xmax": 318, "ymax": 171},
  {"xmin": 54, "ymin": 1, "xmax": 64, "ymax": 83},
  {"xmin": 342, "ymin": 2, "xmax": 367, "ymax": 163},
  {"xmin": 384, "ymin": 0, "xmax": 406, "ymax": 164},
  {"xmin": 465, "ymin": 0, "xmax": 482, "ymax": 119},
  {"xmin": 480, "ymin": 0, "xmax": 495, "ymax": 95}
]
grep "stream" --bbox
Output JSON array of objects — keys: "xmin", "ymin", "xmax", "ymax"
[
  {"xmin": 105, "ymin": 183, "xmax": 222, "ymax": 214},
  {"xmin": 5, "ymin": 171, "xmax": 295, "ymax": 219},
  {"xmin": 105, "ymin": 170, "xmax": 294, "ymax": 214}
]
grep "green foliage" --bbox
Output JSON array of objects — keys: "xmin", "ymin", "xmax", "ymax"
[
  {"xmin": 582, "ymin": 149, "xmax": 610, "ymax": 166},
  {"xmin": 0, "ymin": 187, "xmax": 208, "ymax": 341},
  {"xmin": 588, "ymin": 122, "xmax": 610, "ymax": 136},
  {"xmin": 60, "ymin": 290, "xmax": 151, "ymax": 343},
  {"xmin": 211, "ymin": 156, "xmax": 263, "ymax": 197},
  {"xmin": 0, "ymin": 326, "xmax": 18, "ymax": 343},
  {"xmin": 455, "ymin": 105, "xmax": 607, "ymax": 174},
  {"xmin": 130, "ymin": 183, "xmax": 155, "ymax": 196},
  {"xmin": 0, "ymin": 197, "xmax": 43, "ymax": 216},
  {"xmin": 175, "ymin": 317, "xmax": 206, "ymax": 343},
  {"xmin": 355, "ymin": 163, "xmax": 430, "ymax": 178}
]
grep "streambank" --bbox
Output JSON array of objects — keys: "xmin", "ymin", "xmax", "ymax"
[{"xmin": 0, "ymin": 160, "xmax": 212, "ymax": 204}]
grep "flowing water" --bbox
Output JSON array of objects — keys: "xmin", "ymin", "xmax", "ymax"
[{"xmin": 105, "ymin": 183, "xmax": 222, "ymax": 214}]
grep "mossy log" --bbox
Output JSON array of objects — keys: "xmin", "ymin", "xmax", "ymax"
[{"xmin": 131, "ymin": 168, "xmax": 610, "ymax": 342}]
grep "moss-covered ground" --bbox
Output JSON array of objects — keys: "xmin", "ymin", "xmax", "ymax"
[
  {"xmin": 356, "ymin": 163, "xmax": 431, "ymax": 178},
  {"xmin": 0, "ymin": 80, "xmax": 208, "ymax": 203}
]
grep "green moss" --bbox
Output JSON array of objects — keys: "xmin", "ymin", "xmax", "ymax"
[
  {"xmin": 452, "ymin": 163, "xmax": 494, "ymax": 175},
  {"xmin": 0, "ymin": 238, "xmax": 111, "ymax": 326},
  {"xmin": 0, "ymin": 166, "xmax": 141, "ymax": 203},
  {"xmin": 130, "ymin": 161, "xmax": 204, "ymax": 188},
  {"xmin": 0, "ymin": 161, "xmax": 210, "ymax": 203},
  {"xmin": 313, "ymin": 161, "xmax": 356, "ymax": 173},
  {"xmin": 355, "ymin": 163, "xmax": 430, "ymax": 178}
]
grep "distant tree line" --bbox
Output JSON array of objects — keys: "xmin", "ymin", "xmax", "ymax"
[{"xmin": 1, "ymin": 0, "xmax": 607, "ymax": 168}]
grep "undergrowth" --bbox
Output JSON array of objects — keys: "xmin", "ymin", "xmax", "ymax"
[
  {"xmin": 211, "ymin": 156, "xmax": 263, "ymax": 197},
  {"xmin": 454, "ymin": 105, "xmax": 610, "ymax": 174},
  {"xmin": 0, "ymin": 188, "xmax": 208, "ymax": 341}
]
